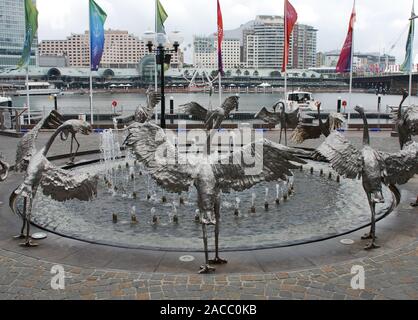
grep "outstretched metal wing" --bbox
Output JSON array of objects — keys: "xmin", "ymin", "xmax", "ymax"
[
  {"xmin": 0, "ymin": 154, "xmax": 9, "ymax": 182},
  {"xmin": 212, "ymin": 139, "xmax": 307, "ymax": 192},
  {"xmin": 177, "ymin": 102, "xmax": 208, "ymax": 121},
  {"xmin": 326, "ymin": 113, "xmax": 346, "ymax": 131},
  {"xmin": 403, "ymin": 106, "xmax": 418, "ymax": 137},
  {"xmin": 40, "ymin": 162, "xmax": 98, "ymax": 202},
  {"xmin": 254, "ymin": 107, "xmax": 281, "ymax": 124},
  {"xmin": 315, "ymin": 132, "xmax": 363, "ymax": 179},
  {"xmin": 379, "ymin": 141, "xmax": 418, "ymax": 186},
  {"xmin": 220, "ymin": 96, "xmax": 239, "ymax": 116},
  {"xmin": 285, "ymin": 108, "xmax": 301, "ymax": 129},
  {"xmin": 134, "ymin": 90, "xmax": 161, "ymax": 123},
  {"xmin": 124, "ymin": 122, "xmax": 194, "ymax": 193},
  {"xmin": 291, "ymin": 124, "xmax": 322, "ymax": 144},
  {"xmin": 15, "ymin": 110, "xmax": 63, "ymax": 172}
]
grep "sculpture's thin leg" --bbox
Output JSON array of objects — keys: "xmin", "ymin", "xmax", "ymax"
[
  {"xmin": 14, "ymin": 197, "xmax": 27, "ymax": 239},
  {"xmin": 20, "ymin": 196, "xmax": 38, "ymax": 247},
  {"xmin": 284, "ymin": 127, "xmax": 288, "ymax": 146},
  {"xmin": 363, "ymin": 198, "xmax": 380, "ymax": 250},
  {"xmin": 209, "ymin": 197, "xmax": 228, "ymax": 265},
  {"xmin": 361, "ymin": 194, "xmax": 377, "ymax": 240},
  {"xmin": 279, "ymin": 127, "xmax": 283, "ymax": 144},
  {"xmin": 199, "ymin": 219, "xmax": 215, "ymax": 274}
]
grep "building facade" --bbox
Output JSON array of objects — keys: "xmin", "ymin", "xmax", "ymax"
[
  {"xmin": 39, "ymin": 29, "xmax": 183, "ymax": 69},
  {"xmin": 193, "ymin": 35, "xmax": 241, "ymax": 69},
  {"xmin": 243, "ymin": 15, "xmax": 317, "ymax": 70},
  {"xmin": 0, "ymin": 0, "xmax": 38, "ymax": 69}
]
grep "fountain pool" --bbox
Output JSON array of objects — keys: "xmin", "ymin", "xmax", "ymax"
[{"xmin": 28, "ymin": 158, "xmax": 396, "ymax": 252}]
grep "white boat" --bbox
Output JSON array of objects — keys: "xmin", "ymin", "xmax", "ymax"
[
  {"xmin": 286, "ymin": 91, "xmax": 319, "ymax": 112},
  {"xmin": 0, "ymin": 96, "xmax": 11, "ymax": 107},
  {"xmin": 16, "ymin": 82, "xmax": 61, "ymax": 96}
]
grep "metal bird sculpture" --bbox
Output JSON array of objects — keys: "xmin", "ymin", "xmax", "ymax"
[
  {"xmin": 118, "ymin": 89, "xmax": 161, "ymax": 125},
  {"xmin": 315, "ymin": 105, "xmax": 418, "ymax": 250},
  {"xmin": 124, "ymin": 122, "xmax": 307, "ymax": 273},
  {"xmin": 291, "ymin": 102, "xmax": 345, "ymax": 144},
  {"xmin": 15, "ymin": 110, "xmax": 63, "ymax": 172},
  {"xmin": 177, "ymin": 96, "xmax": 240, "ymax": 130},
  {"xmin": 255, "ymin": 102, "xmax": 300, "ymax": 145},
  {"xmin": 0, "ymin": 153, "xmax": 9, "ymax": 182},
  {"xmin": 394, "ymin": 89, "xmax": 418, "ymax": 149},
  {"xmin": 10, "ymin": 120, "xmax": 98, "ymax": 247},
  {"xmin": 59, "ymin": 119, "xmax": 93, "ymax": 164}
]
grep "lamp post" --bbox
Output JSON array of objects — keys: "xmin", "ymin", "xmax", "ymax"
[{"xmin": 143, "ymin": 31, "xmax": 183, "ymax": 128}]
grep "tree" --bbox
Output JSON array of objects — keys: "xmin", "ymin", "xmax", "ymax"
[
  {"xmin": 226, "ymin": 70, "xmax": 232, "ymax": 77},
  {"xmin": 270, "ymin": 71, "xmax": 281, "ymax": 78},
  {"xmin": 253, "ymin": 70, "xmax": 259, "ymax": 77},
  {"xmin": 244, "ymin": 70, "xmax": 250, "ymax": 76},
  {"xmin": 236, "ymin": 69, "xmax": 242, "ymax": 76},
  {"xmin": 210, "ymin": 70, "xmax": 218, "ymax": 78}
]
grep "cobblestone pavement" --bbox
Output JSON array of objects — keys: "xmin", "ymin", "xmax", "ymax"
[
  {"xmin": 1, "ymin": 130, "xmax": 417, "ymax": 300},
  {"xmin": 1, "ymin": 240, "xmax": 418, "ymax": 300}
]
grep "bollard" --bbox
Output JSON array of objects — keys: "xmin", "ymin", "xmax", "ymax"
[
  {"xmin": 132, "ymin": 192, "xmax": 137, "ymax": 199},
  {"xmin": 173, "ymin": 215, "xmax": 179, "ymax": 224},
  {"xmin": 337, "ymin": 97, "xmax": 342, "ymax": 113},
  {"xmin": 170, "ymin": 97, "xmax": 174, "ymax": 125},
  {"xmin": 310, "ymin": 167, "xmax": 314, "ymax": 174},
  {"xmin": 337, "ymin": 176, "xmax": 341, "ymax": 183},
  {"xmin": 320, "ymin": 169, "xmax": 324, "ymax": 176},
  {"xmin": 112, "ymin": 213, "xmax": 118, "ymax": 223},
  {"xmin": 162, "ymin": 196, "xmax": 167, "ymax": 203},
  {"xmin": 328, "ymin": 172, "xmax": 332, "ymax": 180},
  {"xmin": 264, "ymin": 202, "xmax": 269, "ymax": 211},
  {"xmin": 179, "ymin": 197, "xmax": 185, "ymax": 205},
  {"xmin": 54, "ymin": 95, "xmax": 58, "ymax": 111},
  {"xmin": 251, "ymin": 206, "xmax": 256, "ymax": 214},
  {"xmin": 131, "ymin": 214, "xmax": 138, "ymax": 224},
  {"xmin": 276, "ymin": 198, "xmax": 280, "ymax": 205},
  {"xmin": 377, "ymin": 94, "xmax": 382, "ymax": 130}
]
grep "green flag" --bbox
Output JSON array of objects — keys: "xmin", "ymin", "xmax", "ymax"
[
  {"xmin": 156, "ymin": 0, "xmax": 168, "ymax": 34},
  {"xmin": 17, "ymin": 0, "xmax": 39, "ymax": 69},
  {"xmin": 401, "ymin": 3, "xmax": 415, "ymax": 72}
]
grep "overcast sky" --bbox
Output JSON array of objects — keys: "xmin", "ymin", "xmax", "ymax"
[{"xmin": 37, "ymin": 0, "xmax": 416, "ymax": 64}]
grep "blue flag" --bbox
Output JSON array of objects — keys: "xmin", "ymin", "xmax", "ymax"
[
  {"xmin": 89, "ymin": 0, "xmax": 107, "ymax": 71},
  {"xmin": 401, "ymin": 2, "xmax": 415, "ymax": 72}
]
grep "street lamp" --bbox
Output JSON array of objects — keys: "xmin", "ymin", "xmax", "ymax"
[{"xmin": 143, "ymin": 30, "xmax": 183, "ymax": 128}]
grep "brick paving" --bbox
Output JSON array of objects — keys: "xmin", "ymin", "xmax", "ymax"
[
  {"xmin": 1, "ymin": 240, "xmax": 418, "ymax": 300},
  {"xmin": 0, "ymin": 130, "xmax": 417, "ymax": 300}
]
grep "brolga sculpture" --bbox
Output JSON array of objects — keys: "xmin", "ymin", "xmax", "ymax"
[
  {"xmin": 291, "ymin": 102, "xmax": 345, "ymax": 144},
  {"xmin": 0, "ymin": 154, "xmax": 9, "ymax": 182},
  {"xmin": 177, "ymin": 96, "xmax": 239, "ymax": 130},
  {"xmin": 394, "ymin": 90, "xmax": 418, "ymax": 207},
  {"xmin": 10, "ymin": 119, "xmax": 98, "ymax": 247},
  {"xmin": 124, "ymin": 122, "xmax": 307, "ymax": 273},
  {"xmin": 394, "ymin": 89, "xmax": 418, "ymax": 149},
  {"xmin": 59, "ymin": 120, "xmax": 93, "ymax": 164},
  {"xmin": 316, "ymin": 105, "xmax": 418, "ymax": 249},
  {"xmin": 255, "ymin": 102, "xmax": 300, "ymax": 146},
  {"xmin": 15, "ymin": 110, "xmax": 63, "ymax": 173}
]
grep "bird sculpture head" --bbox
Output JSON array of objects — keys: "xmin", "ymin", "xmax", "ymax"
[
  {"xmin": 224, "ymin": 96, "xmax": 240, "ymax": 111},
  {"xmin": 78, "ymin": 120, "xmax": 93, "ymax": 135},
  {"xmin": 402, "ymin": 88, "xmax": 409, "ymax": 100},
  {"xmin": 354, "ymin": 105, "xmax": 365, "ymax": 114},
  {"xmin": 315, "ymin": 101, "xmax": 322, "ymax": 110}
]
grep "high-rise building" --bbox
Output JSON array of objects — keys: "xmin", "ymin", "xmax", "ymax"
[
  {"xmin": 243, "ymin": 15, "xmax": 317, "ymax": 70},
  {"xmin": 193, "ymin": 35, "xmax": 241, "ymax": 69},
  {"xmin": 39, "ymin": 29, "xmax": 183, "ymax": 69},
  {"xmin": 0, "ymin": 0, "xmax": 38, "ymax": 69}
]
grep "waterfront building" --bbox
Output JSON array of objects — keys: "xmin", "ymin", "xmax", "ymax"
[
  {"xmin": 193, "ymin": 35, "xmax": 241, "ymax": 69},
  {"xmin": 39, "ymin": 29, "xmax": 183, "ymax": 69},
  {"xmin": 0, "ymin": 0, "xmax": 38, "ymax": 69},
  {"xmin": 243, "ymin": 15, "xmax": 317, "ymax": 70}
]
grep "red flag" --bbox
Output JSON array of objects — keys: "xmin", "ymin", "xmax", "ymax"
[
  {"xmin": 217, "ymin": 0, "xmax": 224, "ymax": 74},
  {"xmin": 282, "ymin": 0, "xmax": 298, "ymax": 72},
  {"xmin": 336, "ymin": 3, "xmax": 356, "ymax": 73}
]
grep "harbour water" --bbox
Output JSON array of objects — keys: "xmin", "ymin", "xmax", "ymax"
[{"xmin": 11, "ymin": 91, "xmax": 416, "ymax": 116}]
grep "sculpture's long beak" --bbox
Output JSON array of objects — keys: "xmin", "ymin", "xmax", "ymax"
[{"xmin": 9, "ymin": 188, "xmax": 21, "ymax": 217}]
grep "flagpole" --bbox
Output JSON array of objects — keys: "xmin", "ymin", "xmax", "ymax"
[
  {"xmin": 26, "ymin": 66, "xmax": 30, "ymax": 124},
  {"xmin": 219, "ymin": 72, "xmax": 222, "ymax": 106},
  {"xmin": 284, "ymin": 10, "xmax": 287, "ymax": 109},
  {"xmin": 347, "ymin": 0, "xmax": 356, "ymax": 131},
  {"xmin": 155, "ymin": 0, "xmax": 158, "ymax": 92},
  {"xmin": 89, "ymin": 3, "xmax": 94, "ymax": 126},
  {"xmin": 409, "ymin": 0, "xmax": 415, "ymax": 106}
]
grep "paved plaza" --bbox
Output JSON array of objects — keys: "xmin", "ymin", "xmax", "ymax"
[{"xmin": 0, "ymin": 130, "xmax": 417, "ymax": 300}]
